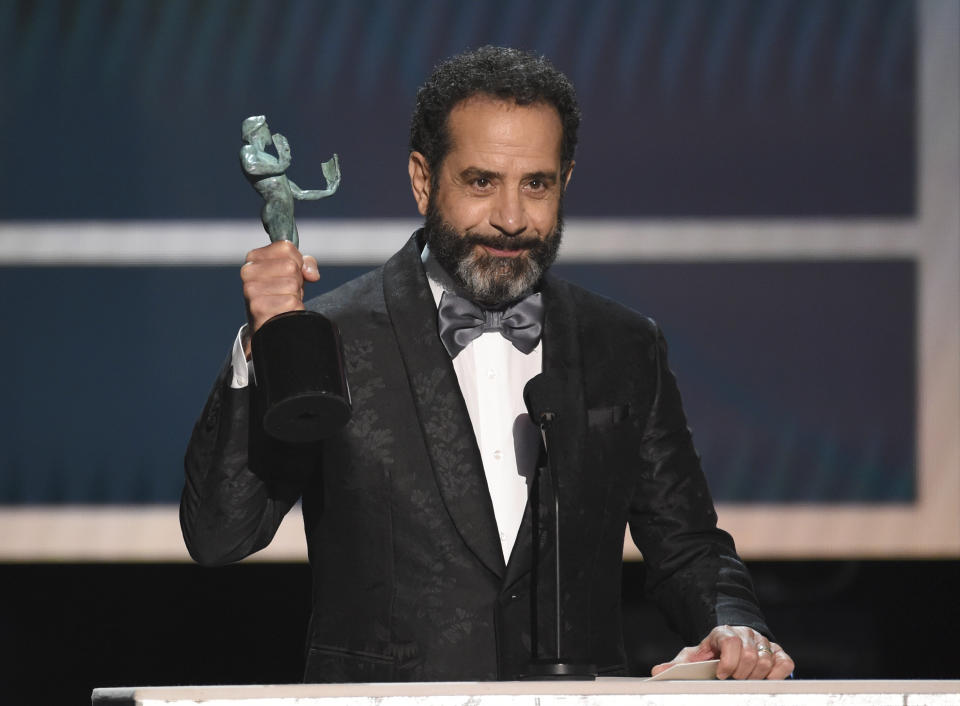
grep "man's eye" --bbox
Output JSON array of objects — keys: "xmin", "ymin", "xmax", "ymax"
[{"xmin": 473, "ymin": 178, "xmax": 490, "ymax": 188}]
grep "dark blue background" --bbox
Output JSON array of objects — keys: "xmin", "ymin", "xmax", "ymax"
[{"xmin": 0, "ymin": 0, "xmax": 914, "ymax": 218}]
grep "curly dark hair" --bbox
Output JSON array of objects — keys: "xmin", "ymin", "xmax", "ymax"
[{"xmin": 409, "ymin": 46, "xmax": 581, "ymax": 178}]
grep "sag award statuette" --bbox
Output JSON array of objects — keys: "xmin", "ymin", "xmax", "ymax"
[{"xmin": 240, "ymin": 115, "xmax": 350, "ymax": 443}]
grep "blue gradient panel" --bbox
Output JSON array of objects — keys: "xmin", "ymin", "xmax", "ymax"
[
  {"xmin": 0, "ymin": 0, "xmax": 914, "ymax": 219},
  {"xmin": 553, "ymin": 260, "xmax": 916, "ymax": 503},
  {"xmin": 0, "ymin": 265, "xmax": 372, "ymax": 504},
  {"xmin": 0, "ymin": 261, "xmax": 915, "ymax": 504}
]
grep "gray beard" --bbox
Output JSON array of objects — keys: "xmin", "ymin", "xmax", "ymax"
[{"xmin": 424, "ymin": 202, "xmax": 563, "ymax": 308}]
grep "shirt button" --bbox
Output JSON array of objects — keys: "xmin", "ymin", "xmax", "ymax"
[
  {"xmin": 487, "ymin": 368, "xmax": 496, "ymax": 379},
  {"xmin": 493, "ymin": 449, "xmax": 502, "ymax": 461}
]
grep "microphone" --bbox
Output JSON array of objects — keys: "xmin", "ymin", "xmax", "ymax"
[
  {"xmin": 520, "ymin": 372, "xmax": 596, "ymax": 680},
  {"xmin": 523, "ymin": 372, "xmax": 565, "ymax": 428}
]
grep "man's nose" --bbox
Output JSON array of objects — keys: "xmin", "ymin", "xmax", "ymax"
[{"xmin": 489, "ymin": 188, "xmax": 528, "ymax": 237}]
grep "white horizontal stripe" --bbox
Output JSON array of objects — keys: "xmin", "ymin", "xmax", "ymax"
[
  {"xmin": 0, "ymin": 217, "xmax": 919, "ymax": 265},
  {"xmin": 561, "ymin": 219, "xmax": 919, "ymax": 260},
  {"xmin": 0, "ymin": 219, "xmax": 419, "ymax": 265},
  {"xmin": 0, "ymin": 505, "xmax": 306, "ymax": 562}
]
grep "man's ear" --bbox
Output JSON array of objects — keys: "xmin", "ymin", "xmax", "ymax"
[
  {"xmin": 408, "ymin": 151, "xmax": 431, "ymax": 216},
  {"xmin": 562, "ymin": 160, "xmax": 575, "ymax": 191}
]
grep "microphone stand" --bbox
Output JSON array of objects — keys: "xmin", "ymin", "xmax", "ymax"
[{"xmin": 522, "ymin": 411, "xmax": 596, "ymax": 680}]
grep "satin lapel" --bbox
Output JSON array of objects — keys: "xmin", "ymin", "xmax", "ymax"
[
  {"xmin": 504, "ymin": 274, "xmax": 586, "ymax": 589},
  {"xmin": 382, "ymin": 233, "xmax": 506, "ymax": 579}
]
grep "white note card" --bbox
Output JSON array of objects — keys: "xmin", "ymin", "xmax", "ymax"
[{"xmin": 645, "ymin": 659, "xmax": 720, "ymax": 681}]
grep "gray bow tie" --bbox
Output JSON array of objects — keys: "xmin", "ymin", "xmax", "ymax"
[{"xmin": 437, "ymin": 290, "xmax": 544, "ymax": 358}]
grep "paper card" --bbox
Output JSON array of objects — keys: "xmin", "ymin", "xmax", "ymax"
[{"xmin": 645, "ymin": 659, "xmax": 720, "ymax": 681}]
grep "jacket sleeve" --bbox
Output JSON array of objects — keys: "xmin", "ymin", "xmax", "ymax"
[
  {"xmin": 180, "ymin": 356, "xmax": 318, "ymax": 566},
  {"xmin": 627, "ymin": 324, "xmax": 772, "ymax": 643}
]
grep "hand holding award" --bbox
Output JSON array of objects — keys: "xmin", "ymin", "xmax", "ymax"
[{"xmin": 239, "ymin": 115, "xmax": 350, "ymax": 443}]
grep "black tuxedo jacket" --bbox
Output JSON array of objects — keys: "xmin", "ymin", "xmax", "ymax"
[{"xmin": 181, "ymin": 232, "xmax": 769, "ymax": 682}]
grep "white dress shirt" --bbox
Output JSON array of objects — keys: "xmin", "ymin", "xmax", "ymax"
[
  {"xmin": 230, "ymin": 246, "xmax": 542, "ymax": 561},
  {"xmin": 422, "ymin": 247, "xmax": 541, "ymax": 562}
]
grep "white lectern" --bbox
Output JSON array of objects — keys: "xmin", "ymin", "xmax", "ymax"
[{"xmin": 92, "ymin": 679, "xmax": 960, "ymax": 705}]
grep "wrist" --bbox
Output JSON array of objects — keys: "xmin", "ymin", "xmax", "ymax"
[{"xmin": 242, "ymin": 325, "xmax": 252, "ymax": 360}]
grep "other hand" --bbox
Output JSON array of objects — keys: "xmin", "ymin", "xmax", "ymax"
[
  {"xmin": 651, "ymin": 625, "xmax": 794, "ymax": 680},
  {"xmin": 240, "ymin": 240, "xmax": 319, "ymax": 356},
  {"xmin": 322, "ymin": 153, "xmax": 341, "ymax": 189},
  {"xmin": 272, "ymin": 134, "xmax": 291, "ymax": 167}
]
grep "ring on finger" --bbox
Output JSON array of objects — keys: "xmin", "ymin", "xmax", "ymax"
[{"xmin": 757, "ymin": 645, "xmax": 773, "ymax": 657}]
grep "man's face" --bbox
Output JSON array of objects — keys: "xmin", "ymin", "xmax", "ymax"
[{"xmin": 409, "ymin": 96, "xmax": 572, "ymax": 307}]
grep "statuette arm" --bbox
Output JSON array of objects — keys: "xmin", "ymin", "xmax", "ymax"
[{"xmin": 290, "ymin": 154, "xmax": 341, "ymax": 201}]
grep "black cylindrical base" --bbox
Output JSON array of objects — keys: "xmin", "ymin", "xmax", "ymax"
[
  {"xmin": 519, "ymin": 661, "xmax": 597, "ymax": 680},
  {"xmin": 251, "ymin": 310, "xmax": 351, "ymax": 443}
]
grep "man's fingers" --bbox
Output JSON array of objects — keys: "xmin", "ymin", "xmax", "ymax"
[
  {"xmin": 767, "ymin": 644, "xmax": 795, "ymax": 680},
  {"xmin": 242, "ymin": 270, "xmax": 306, "ymax": 329},
  {"xmin": 242, "ymin": 255, "xmax": 304, "ymax": 281},
  {"xmin": 243, "ymin": 264, "xmax": 303, "ymax": 291},
  {"xmin": 651, "ymin": 645, "xmax": 712, "ymax": 677},
  {"xmin": 681, "ymin": 627, "xmax": 793, "ymax": 681},
  {"xmin": 244, "ymin": 239, "xmax": 303, "ymax": 267},
  {"xmin": 650, "ymin": 662, "xmax": 673, "ymax": 676},
  {"xmin": 241, "ymin": 241, "xmax": 309, "ymax": 333},
  {"xmin": 714, "ymin": 634, "xmax": 745, "ymax": 680},
  {"xmin": 702, "ymin": 626, "xmax": 741, "ymax": 679},
  {"xmin": 746, "ymin": 641, "xmax": 776, "ymax": 680},
  {"xmin": 246, "ymin": 292, "xmax": 304, "ymax": 314},
  {"xmin": 302, "ymin": 255, "xmax": 320, "ymax": 282},
  {"xmin": 241, "ymin": 262, "xmax": 303, "ymax": 291}
]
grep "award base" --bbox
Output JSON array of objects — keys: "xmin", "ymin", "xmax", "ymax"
[{"xmin": 251, "ymin": 310, "xmax": 351, "ymax": 443}]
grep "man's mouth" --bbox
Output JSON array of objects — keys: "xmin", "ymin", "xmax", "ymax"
[
  {"xmin": 468, "ymin": 235, "xmax": 539, "ymax": 259},
  {"xmin": 480, "ymin": 244, "xmax": 528, "ymax": 258}
]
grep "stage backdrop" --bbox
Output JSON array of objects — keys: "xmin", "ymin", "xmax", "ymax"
[{"xmin": 0, "ymin": 0, "xmax": 957, "ymax": 560}]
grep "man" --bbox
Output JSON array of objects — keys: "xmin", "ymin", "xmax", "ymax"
[{"xmin": 182, "ymin": 46, "xmax": 794, "ymax": 682}]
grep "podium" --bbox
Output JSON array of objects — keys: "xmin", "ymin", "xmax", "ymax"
[{"xmin": 92, "ymin": 679, "xmax": 960, "ymax": 705}]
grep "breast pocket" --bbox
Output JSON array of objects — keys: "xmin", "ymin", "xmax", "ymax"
[
  {"xmin": 585, "ymin": 402, "xmax": 642, "ymax": 494},
  {"xmin": 587, "ymin": 404, "xmax": 631, "ymax": 428}
]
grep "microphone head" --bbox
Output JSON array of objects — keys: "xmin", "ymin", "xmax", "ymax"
[{"xmin": 523, "ymin": 371, "xmax": 566, "ymax": 424}]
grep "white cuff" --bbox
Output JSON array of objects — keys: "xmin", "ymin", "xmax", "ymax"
[{"xmin": 230, "ymin": 324, "xmax": 256, "ymax": 389}]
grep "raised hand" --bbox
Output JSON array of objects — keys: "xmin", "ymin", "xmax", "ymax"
[{"xmin": 239, "ymin": 240, "xmax": 320, "ymax": 357}]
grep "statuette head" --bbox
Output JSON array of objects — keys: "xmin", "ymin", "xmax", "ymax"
[{"xmin": 242, "ymin": 115, "xmax": 268, "ymax": 142}]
